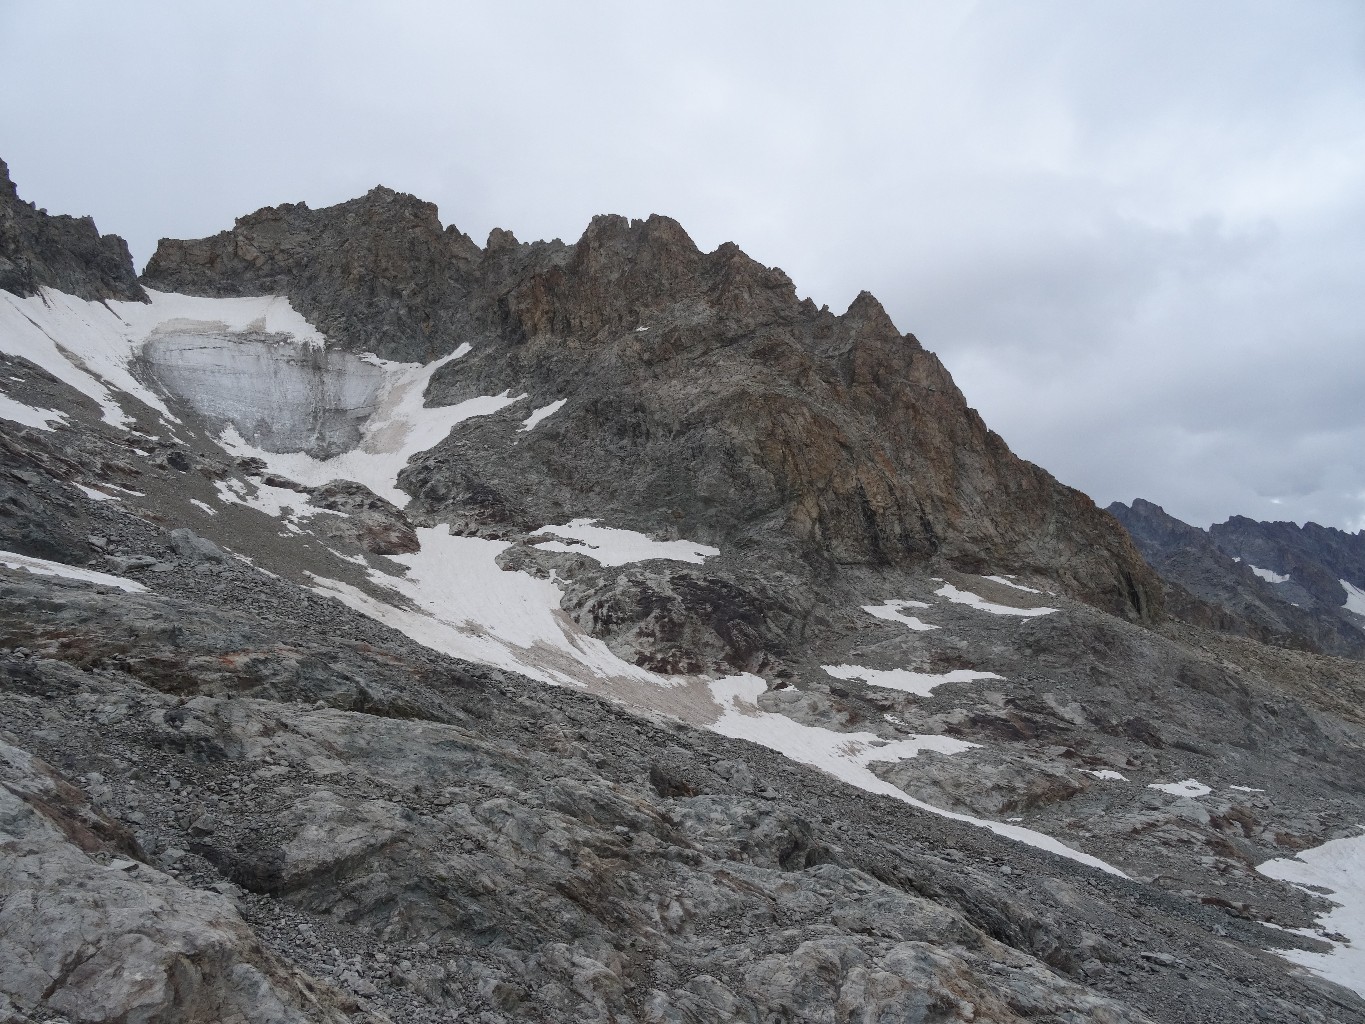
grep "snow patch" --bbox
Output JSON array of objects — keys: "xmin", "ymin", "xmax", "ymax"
[
  {"xmin": 983, "ymin": 575, "xmax": 1042, "ymax": 594},
  {"xmin": 218, "ymin": 353, "xmax": 523, "ymax": 508},
  {"xmin": 1341, "ymin": 580, "xmax": 1365, "ymax": 617},
  {"xmin": 533, "ymin": 519, "xmax": 719, "ymax": 566},
  {"xmin": 1083, "ymin": 769, "xmax": 1128, "ymax": 781},
  {"xmin": 1258, "ymin": 830, "xmax": 1365, "ymax": 998},
  {"xmin": 708, "ymin": 675, "xmax": 1127, "ymax": 877},
  {"xmin": 76, "ymin": 484, "xmax": 118, "ymax": 502},
  {"xmin": 213, "ymin": 478, "xmax": 340, "ymax": 533},
  {"xmin": 0, "ymin": 392, "xmax": 67, "ymax": 430},
  {"xmin": 1230, "ymin": 785, "xmax": 1265, "ymax": 793},
  {"xmin": 311, "ymin": 524, "xmax": 682, "ymax": 690},
  {"xmin": 189, "ymin": 499, "xmax": 217, "ymax": 516},
  {"xmin": 823, "ymin": 664, "xmax": 1001, "ymax": 698},
  {"xmin": 0, "ymin": 550, "xmax": 146, "ymax": 593},
  {"xmin": 936, "ymin": 583, "xmax": 1057, "ymax": 617},
  {"xmin": 1247, "ymin": 563, "xmax": 1290, "ymax": 584},
  {"xmin": 1148, "ymin": 779, "xmax": 1211, "ymax": 798},
  {"xmin": 862, "ymin": 600, "xmax": 937, "ymax": 632},
  {"xmin": 520, "ymin": 399, "xmax": 566, "ymax": 431}
]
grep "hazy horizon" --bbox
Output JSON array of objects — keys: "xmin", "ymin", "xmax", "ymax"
[{"xmin": 3, "ymin": 1, "xmax": 1363, "ymax": 532}]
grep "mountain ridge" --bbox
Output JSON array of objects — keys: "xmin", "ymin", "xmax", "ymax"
[
  {"xmin": 141, "ymin": 184, "xmax": 1161, "ymax": 630},
  {"xmin": 4, "ymin": 158, "xmax": 1365, "ymax": 1023}
]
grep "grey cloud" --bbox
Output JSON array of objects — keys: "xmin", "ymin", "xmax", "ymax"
[{"xmin": 2, "ymin": 0, "xmax": 1362, "ymax": 529}]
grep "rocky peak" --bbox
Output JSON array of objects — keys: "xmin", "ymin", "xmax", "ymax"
[
  {"xmin": 141, "ymin": 183, "xmax": 1161, "ymax": 621},
  {"xmin": 0, "ymin": 156, "xmax": 146, "ymax": 303},
  {"xmin": 0, "ymin": 158, "xmax": 17, "ymax": 202},
  {"xmin": 143, "ymin": 185, "xmax": 482, "ymax": 361}
]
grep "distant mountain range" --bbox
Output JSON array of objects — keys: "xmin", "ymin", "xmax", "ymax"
[{"xmin": 1110, "ymin": 499, "xmax": 1365, "ymax": 659}]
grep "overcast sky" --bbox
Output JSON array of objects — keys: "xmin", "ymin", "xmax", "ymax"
[{"xmin": 3, "ymin": 1, "xmax": 1363, "ymax": 531}]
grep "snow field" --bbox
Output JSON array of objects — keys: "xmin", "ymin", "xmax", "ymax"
[
  {"xmin": 312, "ymin": 524, "xmax": 686, "ymax": 690},
  {"xmin": 0, "ymin": 550, "xmax": 146, "ymax": 593},
  {"xmin": 0, "ymin": 391, "xmax": 67, "ymax": 430},
  {"xmin": 533, "ymin": 519, "xmax": 719, "ymax": 566},
  {"xmin": 520, "ymin": 399, "xmax": 566, "ymax": 431},
  {"xmin": 983, "ymin": 575, "xmax": 1043, "ymax": 593},
  {"xmin": 822, "ymin": 663, "xmax": 1002, "ymax": 698},
  {"xmin": 709, "ymin": 675, "xmax": 1127, "ymax": 877},
  {"xmin": 1257, "ymin": 830, "xmax": 1365, "ymax": 997},
  {"xmin": 1342, "ymin": 580, "xmax": 1365, "ymax": 617},
  {"xmin": 862, "ymin": 600, "xmax": 937, "ymax": 631},
  {"xmin": 1147, "ymin": 779, "xmax": 1211, "ymax": 798},
  {"xmin": 935, "ymin": 583, "xmax": 1057, "ymax": 617}
]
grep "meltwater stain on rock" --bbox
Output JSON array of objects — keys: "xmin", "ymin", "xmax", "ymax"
[{"xmin": 141, "ymin": 330, "xmax": 385, "ymax": 457}]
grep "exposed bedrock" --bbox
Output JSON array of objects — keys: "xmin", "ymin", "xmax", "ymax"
[
  {"xmin": 0, "ymin": 158, "xmax": 146, "ymax": 302},
  {"xmin": 145, "ymin": 196, "xmax": 1161, "ymax": 624}
]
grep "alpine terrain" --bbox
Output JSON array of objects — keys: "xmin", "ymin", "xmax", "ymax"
[{"xmin": 3, "ymin": 156, "xmax": 1365, "ymax": 1023}]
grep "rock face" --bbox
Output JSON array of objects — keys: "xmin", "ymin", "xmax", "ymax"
[
  {"xmin": 1110, "ymin": 499, "xmax": 1365, "ymax": 658},
  {"xmin": 0, "ymin": 158, "xmax": 146, "ymax": 302},
  {"xmin": 143, "ymin": 187, "xmax": 481, "ymax": 362},
  {"xmin": 145, "ymin": 197, "xmax": 1160, "ymax": 626}
]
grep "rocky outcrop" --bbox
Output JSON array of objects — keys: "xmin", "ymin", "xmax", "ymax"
[
  {"xmin": 1110, "ymin": 499, "xmax": 1365, "ymax": 658},
  {"xmin": 0, "ymin": 158, "xmax": 146, "ymax": 302},
  {"xmin": 306, "ymin": 480, "xmax": 419, "ymax": 555},
  {"xmin": 0, "ymin": 735, "xmax": 360, "ymax": 1024},
  {"xmin": 143, "ymin": 188, "xmax": 483, "ymax": 362},
  {"xmin": 145, "ymin": 198, "xmax": 1161, "ymax": 624}
]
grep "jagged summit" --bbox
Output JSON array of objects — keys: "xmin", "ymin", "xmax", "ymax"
[
  {"xmin": 0, "ymin": 157, "xmax": 146, "ymax": 302},
  {"xmin": 141, "ymin": 185, "xmax": 1159, "ymax": 623}
]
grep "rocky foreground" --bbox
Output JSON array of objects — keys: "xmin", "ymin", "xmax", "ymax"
[{"xmin": 3, "ymin": 157, "xmax": 1365, "ymax": 1022}]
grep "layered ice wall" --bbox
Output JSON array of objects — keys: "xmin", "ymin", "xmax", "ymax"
[{"xmin": 141, "ymin": 332, "xmax": 385, "ymax": 457}]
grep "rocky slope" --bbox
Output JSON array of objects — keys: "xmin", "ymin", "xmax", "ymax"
[
  {"xmin": 4, "ymin": 160, "xmax": 1365, "ymax": 1022},
  {"xmin": 1109, "ymin": 499, "xmax": 1365, "ymax": 659}
]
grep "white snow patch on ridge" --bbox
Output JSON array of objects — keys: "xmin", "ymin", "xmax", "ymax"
[
  {"xmin": 1083, "ymin": 769, "xmax": 1128, "ymax": 781},
  {"xmin": 0, "ymin": 550, "xmax": 146, "ymax": 593},
  {"xmin": 0, "ymin": 392, "xmax": 67, "ymax": 430},
  {"xmin": 1247, "ymin": 563, "xmax": 1290, "ymax": 584},
  {"xmin": 862, "ymin": 600, "xmax": 937, "ymax": 631},
  {"xmin": 213, "ymin": 478, "xmax": 341, "ymax": 534},
  {"xmin": 520, "ymin": 399, "xmax": 566, "ymax": 431},
  {"xmin": 709, "ymin": 675, "xmax": 1127, "ymax": 877},
  {"xmin": 1148, "ymin": 779, "xmax": 1211, "ymax": 798},
  {"xmin": 533, "ymin": 519, "xmax": 719, "ymax": 566},
  {"xmin": 823, "ymin": 664, "xmax": 1001, "ymax": 698},
  {"xmin": 1258, "ymin": 831, "xmax": 1365, "ymax": 998},
  {"xmin": 311, "ymin": 524, "xmax": 680, "ymax": 690},
  {"xmin": 1342, "ymin": 580, "xmax": 1365, "ymax": 617},
  {"xmin": 936, "ymin": 583, "xmax": 1057, "ymax": 617},
  {"xmin": 983, "ymin": 575, "xmax": 1042, "ymax": 594},
  {"xmin": 76, "ymin": 484, "xmax": 118, "ymax": 502}
]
